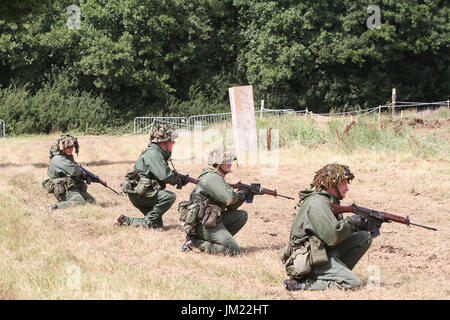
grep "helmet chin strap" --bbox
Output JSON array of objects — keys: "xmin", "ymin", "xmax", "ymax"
[{"xmin": 334, "ymin": 184, "xmax": 343, "ymax": 200}]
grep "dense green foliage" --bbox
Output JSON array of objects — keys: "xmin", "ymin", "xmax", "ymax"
[{"xmin": 0, "ymin": 0, "xmax": 448, "ymax": 134}]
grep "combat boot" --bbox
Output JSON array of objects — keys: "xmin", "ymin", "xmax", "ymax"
[
  {"xmin": 116, "ymin": 214, "xmax": 127, "ymax": 226},
  {"xmin": 181, "ymin": 235, "xmax": 199, "ymax": 252},
  {"xmin": 282, "ymin": 279, "xmax": 308, "ymax": 291},
  {"xmin": 142, "ymin": 221, "xmax": 163, "ymax": 231}
]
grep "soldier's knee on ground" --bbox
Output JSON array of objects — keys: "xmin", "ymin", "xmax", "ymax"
[
  {"xmin": 160, "ymin": 190, "xmax": 176, "ymax": 205},
  {"xmin": 72, "ymin": 198, "xmax": 87, "ymax": 206},
  {"xmin": 345, "ymin": 276, "xmax": 363, "ymax": 289},
  {"xmin": 356, "ymin": 231, "xmax": 373, "ymax": 251},
  {"xmin": 222, "ymin": 239, "xmax": 241, "ymax": 256},
  {"xmin": 233, "ymin": 210, "xmax": 248, "ymax": 227},
  {"xmin": 240, "ymin": 210, "xmax": 248, "ymax": 224}
]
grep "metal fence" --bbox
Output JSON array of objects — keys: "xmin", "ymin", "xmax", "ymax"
[
  {"xmin": 133, "ymin": 109, "xmax": 297, "ymax": 134},
  {"xmin": 0, "ymin": 119, "xmax": 5, "ymax": 139},
  {"xmin": 187, "ymin": 112, "xmax": 232, "ymax": 130},
  {"xmin": 133, "ymin": 101, "xmax": 449, "ymax": 134},
  {"xmin": 133, "ymin": 117, "xmax": 188, "ymax": 135}
]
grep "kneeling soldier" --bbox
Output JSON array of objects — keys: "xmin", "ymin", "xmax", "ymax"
[
  {"xmin": 281, "ymin": 163, "xmax": 373, "ymax": 291},
  {"xmin": 117, "ymin": 124, "xmax": 188, "ymax": 230},
  {"xmin": 42, "ymin": 135, "xmax": 96, "ymax": 210},
  {"xmin": 180, "ymin": 148, "xmax": 248, "ymax": 256}
]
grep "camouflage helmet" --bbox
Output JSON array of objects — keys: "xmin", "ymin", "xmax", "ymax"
[
  {"xmin": 149, "ymin": 124, "xmax": 178, "ymax": 143},
  {"xmin": 49, "ymin": 134, "xmax": 79, "ymax": 158},
  {"xmin": 207, "ymin": 147, "xmax": 237, "ymax": 166},
  {"xmin": 310, "ymin": 162, "xmax": 355, "ymax": 191}
]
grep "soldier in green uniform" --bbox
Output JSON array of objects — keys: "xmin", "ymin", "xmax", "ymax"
[
  {"xmin": 280, "ymin": 163, "xmax": 374, "ymax": 291},
  {"xmin": 42, "ymin": 135, "xmax": 96, "ymax": 210},
  {"xmin": 117, "ymin": 124, "xmax": 188, "ymax": 230},
  {"xmin": 179, "ymin": 148, "xmax": 249, "ymax": 256}
]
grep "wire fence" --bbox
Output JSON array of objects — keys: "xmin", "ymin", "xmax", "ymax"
[
  {"xmin": 133, "ymin": 100, "xmax": 449, "ymax": 134},
  {"xmin": 300, "ymin": 100, "xmax": 450, "ymax": 120},
  {"xmin": 133, "ymin": 109, "xmax": 296, "ymax": 134},
  {"xmin": 0, "ymin": 119, "xmax": 5, "ymax": 139}
]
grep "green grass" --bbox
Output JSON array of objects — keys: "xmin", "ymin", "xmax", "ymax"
[{"xmin": 255, "ymin": 107, "xmax": 450, "ymax": 161}]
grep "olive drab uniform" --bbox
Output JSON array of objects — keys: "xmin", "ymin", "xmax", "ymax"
[
  {"xmin": 119, "ymin": 142, "xmax": 180, "ymax": 229},
  {"xmin": 42, "ymin": 135, "xmax": 95, "ymax": 209},
  {"xmin": 179, "ymin": 167, "xmax": 248, "ymax": 255},
  {"xmin": 281, "ymin": 163, "xmax": 372, "ymax": 291}
]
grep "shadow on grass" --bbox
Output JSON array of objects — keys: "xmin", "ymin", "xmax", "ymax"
[
  {"xmin": 242, "ymin": 243, "xmax": 285, "ymax": 254},
  {"xmin": 0, "ymin": 160, "xmax": 135, "ymax": 169}
]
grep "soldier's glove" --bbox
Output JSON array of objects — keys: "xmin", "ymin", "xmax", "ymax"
[
  {"xmin": 237, "ymin": 189, "xmax": 253, "ymax": 202},
  {"xmin": 176, "ymin": 174, "xmax": 189, "ymax": 189},
  {"xmin": 349, "ymin": 215, "xmax": 369, "ymax": 231}
]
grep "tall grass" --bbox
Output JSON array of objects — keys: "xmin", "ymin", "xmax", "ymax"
[{"xmin": 255, "ymin": 108, "xmax": 449, "ymax": 161}]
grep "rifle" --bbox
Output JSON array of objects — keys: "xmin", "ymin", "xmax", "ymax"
[
  {"xmin": 80, "ymin": 166, "xmax": 121, "ymax": 195},
  {"xmin": 330, "ymin": 203, "xmax": 437, "ymax": 237},
  {"xmin": 174, "ymin": 172, "xmax": 294, "ymax": 202}
]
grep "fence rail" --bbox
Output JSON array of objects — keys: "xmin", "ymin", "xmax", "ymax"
[
  {"xmin": 0, "ymin": 119, "xmax": 5, "ymax": 139},
  {"xmin": 133, "ymin": 100, "xmax": 449, "ymax": 134},
  {"xmin": 133, "ymin": 116, "xmax": 188, "ymax": 135}
]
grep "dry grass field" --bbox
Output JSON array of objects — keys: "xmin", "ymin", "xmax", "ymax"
[{"xmin": 0, "ymin": 114, "xmax": 449, "ymax": 300}]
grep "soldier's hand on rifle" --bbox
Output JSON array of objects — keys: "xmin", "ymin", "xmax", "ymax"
[
  {"xmin": 349, "ymin": 215, "xmax": 369, "ymax": 231},
  {"xmin": 176, "ymin": 174, "xmax": 189, "ymax": 189},
  {"xmin": 237, "ymin": 189, "xmax": 252, "ymax": 201}
]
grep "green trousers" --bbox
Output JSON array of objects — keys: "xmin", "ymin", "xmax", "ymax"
[
  {"xmin": 122, "ymin": 190, "xmax": 176, "ymax": 228},
  {"xmin": 301, "ymin": 231, "xmax": 373, "ymax": 290},
  {"xmin": 54, "ymin": 187, "xmax": 96, "ymax": 209},
  {"xmin": 194, "ymin": 209, "xmax": 248, "ymax": 256}
]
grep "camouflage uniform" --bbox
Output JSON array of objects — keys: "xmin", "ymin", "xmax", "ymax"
[
  {"xmin": 43, "ymin": 135, "xmax": 95, "ymax": 209},
  {"xmin": 118, "ymin": 125, "xmax": 182, "ymax": 229},
  {"xmin": 180, "ymin": 148, "xmax": 248, "ymax": 255},
  {"xmin": 281, "ymin": 163, "xmax": 372, "ymax": 291}
]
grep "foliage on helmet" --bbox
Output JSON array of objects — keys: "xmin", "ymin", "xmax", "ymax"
[
  {"xmin": 49, "ymin": 134, "xmax": 79, "ymax": 158},
  {"xmin": 310, "ymin": 162, "xmax": 354, "ymax": 190},
  {"xmin": 207, "ymin": 147, "xmax": 237, "ymax": 166},
  {"xmin": 149, "ymin": 124, "xmax": 177, "ymax": 143}
]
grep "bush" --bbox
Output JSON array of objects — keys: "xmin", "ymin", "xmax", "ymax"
[{"xmin": 0, "ymin": 80, "xmax": 123, "ymax": 135}]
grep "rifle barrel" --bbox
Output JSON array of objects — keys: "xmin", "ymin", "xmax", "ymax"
[
  {"xmin": 276, "ymin": 194, "xmax": 295, "ymax": 200},
  {"xmin": 409, "ymin": 222, "xmax": 437, "ymax": 231},
  {"xmin": 106, "ymin": 185, "xmax": 121, "ymax": 195}
]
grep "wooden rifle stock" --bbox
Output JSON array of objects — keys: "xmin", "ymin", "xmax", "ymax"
[{"xmin": 330, "ymin": 203, "xmax": 437, "ymax": 231}]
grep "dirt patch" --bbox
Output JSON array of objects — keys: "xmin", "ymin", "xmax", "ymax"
[{"xmin": 380, "ymin": 117, "xmax": 450, "ymax": 130}]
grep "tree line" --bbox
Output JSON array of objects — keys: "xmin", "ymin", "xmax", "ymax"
[{"xmin": 0, "ymin": 0, "xmax": 448, "ymax": 134}]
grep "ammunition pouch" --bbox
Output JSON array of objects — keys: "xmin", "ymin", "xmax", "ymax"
[
  {"xmin": 198, "ymin": 200, "xmax": 221, "ymax": 228},
  {"xmin": 53, "ymin": 179, "xmax": 66, "ymax": 197},
  {"xmin": 135, "ymin": 177, "xmax": 151, "ymax": 196},
  {"xmin": 120, "ymin": 170, "xmax": 139, "ymax": 194},
  {"xmin": 178, "ymin": 200, "xmax": 192, "ymax": 222},
  {"xmin": 309, "ymin": 235, "xmax": 328, "ymax": 267},
  {"xmin": 178, "ymin": 200, "xmax": 198, "ymax": 235},
  {"xmin": 49, "ymin": 177, "xmax": 78, "ymax": 201},
  {"xmin": 280, "ymin": 235, "xmax": 328, "ymax": 279},
  {"xmin": 120, "ymin": 170, "xmax": 161, "ymax": 197},
  {"xmin": 42, "ymin": 179, "xmax": 54, "ymax": 193},
  {"xmin": 280, "ymin": 242, "xmax": 312, "ymax": 279}
]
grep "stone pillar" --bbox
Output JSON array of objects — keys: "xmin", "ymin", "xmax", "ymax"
[{"xmin": 228, "ymin": 85, "xmax": 258, "ymax": 164}]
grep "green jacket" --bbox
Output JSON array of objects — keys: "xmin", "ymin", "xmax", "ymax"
[
  {"xmin": 47, "ymin": 154, "xmax": 84, "ymax": 189},
  {"xmin": 134, "ymin": 143, "xmax": 178, "ymax": 187},
  {"xmin": 189, "ymin": 168, "xmax": 244, "ymax": 212},
  {"xmin": 290, "ymin": 189, "xmax": 355, "ymax": 248}
]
